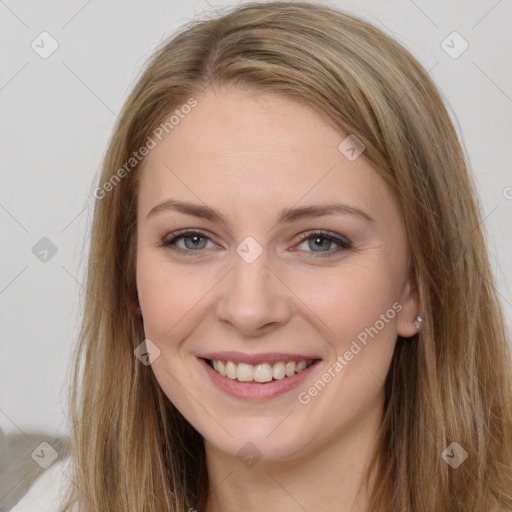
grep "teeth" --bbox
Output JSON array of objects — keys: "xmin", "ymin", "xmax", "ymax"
[
  {"xmin": 272, "ymin": 362, "xmax": 286, "ymax": 380},
  {"xmin": 254, "ymin": 363, "xmax": 273, "ymax": 383},
  {"xmin": 210, "ymin": 359, "xmax": 314, "ymax": 382},
  {"xmin": 225, "ymin": 361, "xmax": 237, "ymax": 379},
  {"xmin": 237, "ymin": 363, "xmax": 254, "ymax": 382},
  {"xmin": 212, "ymin": 360, "xmax": 226, "ymax": 377},
  {"xmin": 296, "ymin": 361, "xmax": 307, "ymax": 372}
]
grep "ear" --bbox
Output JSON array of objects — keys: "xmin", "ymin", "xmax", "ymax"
[{"xmin": 396, "ymin": 267, "xmax": 422, "ymax": 338}]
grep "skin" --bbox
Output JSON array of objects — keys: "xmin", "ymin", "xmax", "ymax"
[{"xmin": 136, "ymin": 87, "xmax": 420, "ymax": 512}]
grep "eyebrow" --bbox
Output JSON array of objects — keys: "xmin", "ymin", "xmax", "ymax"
[{"xmin": 146, "ymin": 199, "xmax": 375, "ymax": 225}]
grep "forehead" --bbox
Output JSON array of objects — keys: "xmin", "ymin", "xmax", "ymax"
[{"xmin": 137, "ymin": 89, "xmax": 396, "ymax": 223}]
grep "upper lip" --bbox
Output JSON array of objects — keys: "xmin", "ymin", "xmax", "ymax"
[{"xmin": 198, "ymin": 351, "xmax": 321, "ymax": 365}]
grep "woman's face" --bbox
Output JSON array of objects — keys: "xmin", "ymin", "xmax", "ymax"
[{"xmin": 136, "ymin": 88, "xmax": 418, "ymax": 462}]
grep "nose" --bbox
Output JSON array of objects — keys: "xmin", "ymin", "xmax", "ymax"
[{"xmin": 215, "ymin": 247, "xmax": 292, "ymax": 337}]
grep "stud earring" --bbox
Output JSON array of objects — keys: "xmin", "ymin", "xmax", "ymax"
[{"xmin": 414, "ymin": 315, "xmax": 422, "ymax": 331}]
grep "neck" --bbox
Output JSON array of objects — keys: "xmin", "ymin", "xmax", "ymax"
[{"xmin": 203, "ymin": 399, "xmax": 382, "ymax": 512}]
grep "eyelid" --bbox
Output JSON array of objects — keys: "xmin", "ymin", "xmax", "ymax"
[
  {"xmin": 161, "ymin": 228, "xmax": 214, "ymax": 244},
  {"xmin": 161, "ymin": 228, "xmax": 351, "ymax": 256},
  {"xmin": 296, "ymin": 230, "xmax": 351, "ymax": 247},
  {"xmin": 293, "ymin": 230, "xmax": 351, "ymax": 257},
  {"xmin": 161, "ymin": 228, "xmax": 220, "ymax": 253}
]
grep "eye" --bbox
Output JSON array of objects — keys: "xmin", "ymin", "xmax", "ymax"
[
  {"xmin": 160, "ymin": 229, "xmax": 217, "ymax": 254},
  {"xmin": 295, "ymin": 230, "xmax": 351, "ymax": 257},
  {"xmin": 160, "ymin": 229, "xmax": 351, "ymax": 258}
]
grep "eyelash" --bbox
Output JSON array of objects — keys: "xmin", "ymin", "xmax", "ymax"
[{"xmin": 160, "ymin": 229, "xmax": 352, "ymax": 258}]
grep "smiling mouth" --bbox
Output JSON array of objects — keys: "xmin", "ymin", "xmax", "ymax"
[{"xmin": 204, "ymin": 358, "xmax": 318, "ymax": 383}]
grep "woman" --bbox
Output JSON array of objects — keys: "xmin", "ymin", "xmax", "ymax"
[{"xmin": 12, "ymin": 2, "xmax": 512, "ymax": 511}]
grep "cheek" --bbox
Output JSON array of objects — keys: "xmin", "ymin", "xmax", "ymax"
[
  {"xmin": 291, "ymin": 268, "xmax": 400, "ymax": 427},
  {"xmin": 137, "ymin": 251, "xmax": 188, "ymax": 337},
  {"xmin": 287, "ymin": 262, "xmax": 401, "ymax": 353},
  {"xmin": 136, "ymin": 249, "xmax": 222, "ymax": 343}
]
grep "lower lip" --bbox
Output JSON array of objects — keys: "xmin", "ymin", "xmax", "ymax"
[{"xmin": 198, "ymin": 358, "xmax": 321, "ymax": 401}]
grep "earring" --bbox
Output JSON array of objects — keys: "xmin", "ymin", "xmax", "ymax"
[{"xmin": 414, "ymin": 315, "xmax": 422, "ymax": 331}]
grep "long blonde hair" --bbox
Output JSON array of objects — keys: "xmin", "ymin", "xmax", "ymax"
[{"xmin": 63, "ymin": 2, "xmax": 512, "ymax": 510}]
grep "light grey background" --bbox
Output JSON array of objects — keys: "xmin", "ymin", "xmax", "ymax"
[{"xmin": 1, "ymin": 0, "xmax": 511, "ymax": 440}]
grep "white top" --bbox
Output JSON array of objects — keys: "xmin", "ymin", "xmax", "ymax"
[{"xmin": 9, "ymin": 457, "xmax": 75, "ymax": 512}]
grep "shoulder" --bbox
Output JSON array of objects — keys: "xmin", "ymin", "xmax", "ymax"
[{"xmin": 9, "ymin": 456, "xmax": 76, "ymax": 512}]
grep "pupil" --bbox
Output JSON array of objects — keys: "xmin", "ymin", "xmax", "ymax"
[
  {"xmin": 184, "ymin": 235, "xmax": 332, "ymax": 251},
  {"xmin": 311, "ymin": 236, "xmax": 330, "ymax": 251},
  {"xmin": 186, "ymin": 235, "xmax": 205, "ymax": 249}
]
